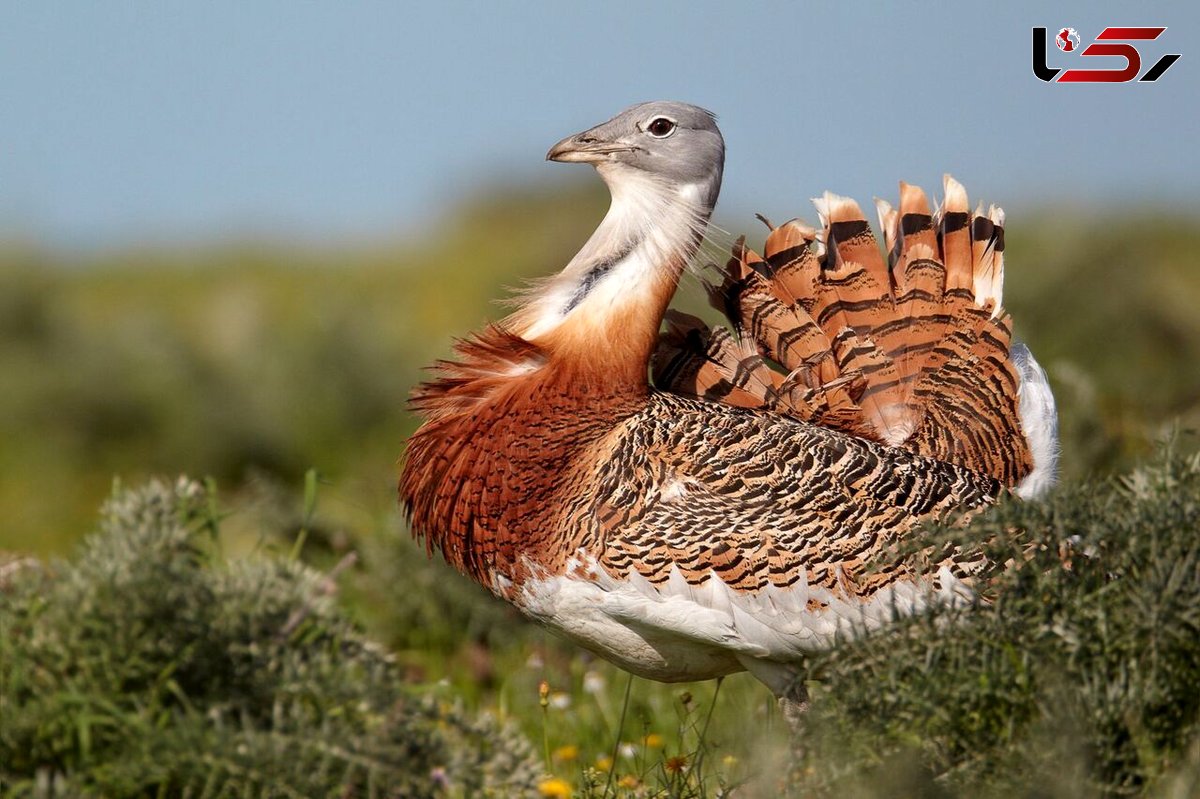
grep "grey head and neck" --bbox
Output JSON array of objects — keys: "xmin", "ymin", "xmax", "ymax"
[{"xmin": 507, "ymin": 101, "xmax": 725, "ymax": 386}]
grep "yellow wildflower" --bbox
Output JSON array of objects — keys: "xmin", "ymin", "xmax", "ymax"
[
  {"xmin": 642, "ymin": 732, "xmax": 664, "ymax": 748},
  {"xmin": 721, "ymin": 754, "xmax": 738, "ymax": 768},
  {"xmin": 618, "ymin": 774, "xmax": 640, "ymax": 789},
  {"xmin": 538, "ymin": 776, "xmax": 571, "ymax": 798},
  {"xmin": 594, "ymin": 755, "xmax": 614, "ymax": 772},
  {"xmin": 553, "ymin": 744, "xmax": 579, "ymax": 762}
]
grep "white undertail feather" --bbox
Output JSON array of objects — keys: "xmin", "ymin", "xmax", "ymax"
[{"xmin": 1012, "ymin": 343, "xmax": 1060, "ymax": 499}]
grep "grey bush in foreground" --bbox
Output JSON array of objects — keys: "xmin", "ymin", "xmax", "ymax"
[{"xmin": 0, "ymin": 478, "xmax": 539, "ymax": 798}]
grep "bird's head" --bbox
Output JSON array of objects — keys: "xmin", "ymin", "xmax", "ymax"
[{"xmin": 547, "ymin": 101, "xmax": 724, "ymax": 204}]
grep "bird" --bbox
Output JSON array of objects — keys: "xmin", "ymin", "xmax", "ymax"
[{"xmin": 399, "ymin": 101, "xmax": 1059, "ymax": 720}]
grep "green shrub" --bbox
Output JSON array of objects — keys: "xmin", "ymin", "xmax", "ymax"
[
  {"xmin": 0, "ymin": 478, "xmax": 539, "ymax": 798},
  {"xmin": 798, "ymin": 445, "xmax": 1200, "ymax": 797}
]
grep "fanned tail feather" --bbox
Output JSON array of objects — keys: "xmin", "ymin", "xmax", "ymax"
[
  {"xmin": 655, "ymin": 177, "xmax": 1042, "ymax": 489},
  {"xmin": 655, "ymin": 310, "xmax": 783, "ymax": 411}
]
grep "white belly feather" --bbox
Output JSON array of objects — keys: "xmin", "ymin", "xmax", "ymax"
[{"xmin": 511, "ymin": 555, "xmax": 974, "ymax": 691}]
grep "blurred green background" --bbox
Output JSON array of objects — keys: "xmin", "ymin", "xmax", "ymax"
[
  {"xmin": 3, "ymin": 185, "xmax": 1197, "ymax": 558},
  {"xmin": 0, "ymin": 184, "xmax": 606, "ymax": 556}
]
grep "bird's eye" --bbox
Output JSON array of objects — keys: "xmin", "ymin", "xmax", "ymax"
[{"xmin": 646, "ymin": 117, "xmax": 676, "ymax": 138}]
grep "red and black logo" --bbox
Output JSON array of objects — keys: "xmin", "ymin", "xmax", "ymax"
[{"xmin": 1033, "ymin": 27, "xmax": 1180, "ymax": 82}]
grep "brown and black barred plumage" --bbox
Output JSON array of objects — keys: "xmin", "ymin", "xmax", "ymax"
[
  {"xmin": 400, "ymin": 102, "xmax": 1058, "ymax": 705},
  {"xmin": 655, "ymin": 178, "xmax": 1035, "ymax": 488}
]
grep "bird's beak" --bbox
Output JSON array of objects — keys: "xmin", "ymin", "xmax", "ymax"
[{"xmin": 546, "ymin": 130, "xmax": 635, "ymax": 163}]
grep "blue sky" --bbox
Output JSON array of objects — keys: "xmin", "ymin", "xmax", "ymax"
[{"xmin": 1, "ymin": 1, "xmax": 1196, "ymax": 248}]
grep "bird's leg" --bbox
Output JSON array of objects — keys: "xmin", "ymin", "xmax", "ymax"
[
  {"xmin": 763, "ymin": 667, "xmax": 811, "ymax": 767},
  {"xmin": 775, "ymin": 669, "xmax": 812, "ymax": 768},
  {"xmin": 778, "ymin": 679, "xmax": 810, "ymax": 734},
  {"xmin": 740, "ymin": 657, "xmax": 810, "ymax": 729}
]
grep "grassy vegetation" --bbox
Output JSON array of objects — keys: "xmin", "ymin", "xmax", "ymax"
[
  {"xmin": 1, "ymin": 185, "xmax": 1199, "ymax": 796},
  {"xmin": 799, "ymin": 444, "xmax": 1200, "ymax": 797},
  {"xmin": 0, "ymin": 478, "xmax": 539, "ymax": 797}
]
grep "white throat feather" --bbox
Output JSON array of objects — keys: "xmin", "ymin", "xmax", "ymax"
[{"xmin": 514, "ymin": 168, "xmax": 716, "ymax": 342}]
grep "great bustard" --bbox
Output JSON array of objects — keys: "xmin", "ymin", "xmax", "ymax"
[{"xmin": 400, "ymin": 101, "xmax": 1059, "ymax": 718}]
